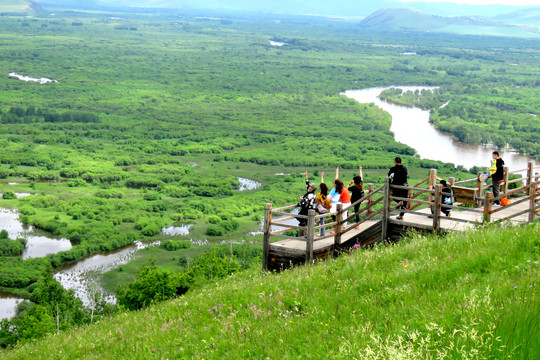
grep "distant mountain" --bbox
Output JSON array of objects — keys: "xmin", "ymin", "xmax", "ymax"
[
  {"xmin": 359, "ymin": 8, "xmax": 540, "ymax": 38},
  {"xmin": 493, "ymin": 8, "xmax": 540, "ymax": 25},
  {"xmin": 0, "ymin": 0, "xmax": 47, "ymax": 16},
  {"xmin": 34, "ymin": 0, "xmax": 537, "ymax": 19}
]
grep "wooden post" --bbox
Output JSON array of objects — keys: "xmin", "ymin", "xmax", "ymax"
[
  {"xmin": 334, "ymin": 204, "xmax": 343, "ymax": 248},
  {"xmin": 476, "ymin": 171, "xmax": 484, "ymax": 207},
  {"xmin": 529, "ymin": 179, "xmax": 536, "ymax": 223},
  {"xmin": 448, "ymin": 177, "xmax": 455, "ymax": 187},
  {"xmin": 428, "ymin": 169, "xmax": 437, "ymax": 204},
  {"xmin": 381, "ymin": 177, "xmax": 390, "ymax": 242},
  {"xmin": 484, "ymin": 192, "xmax": 492, "ymax": 223},
  {"xmin": 262, "ymin": 203, "xmax": 272, "ymax": 272},
  {"xmin": 503, "ymin": 166, "xmax": 509, "ymax": 198},
  {"xmin": 526, "ymin": 162, "xmax": 533, "ymax": 196},
  {"xmin": 367, "ymin": 183, "xmax": 374, "ymax": 217},
  {"xmin": 433, "ymin": 184, "xmax": 441, "ymax": 232},
  {"xmin": 305, "ymin": 209, "xmax": 315, "ymax": 264}
]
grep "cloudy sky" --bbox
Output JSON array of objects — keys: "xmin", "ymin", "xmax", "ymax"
[{"xmin": 398, "ymin": 0, "xmax": 540, "ymax": 5}]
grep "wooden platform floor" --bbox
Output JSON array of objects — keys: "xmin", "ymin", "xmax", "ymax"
[
  {"xmin": 270, "ymin": 219, "xmax": 379, "ymax": 252},
  {"xmin": 270, "ymin": 196, "xmax": 534, "ymax": 256},
  {"xmin": 390, "ymin": 196, "xmax": 533, "ymax": 231}
]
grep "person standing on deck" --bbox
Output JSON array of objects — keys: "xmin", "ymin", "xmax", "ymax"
[
  {"xmin": 348, "ymin": 165, "xmax": 364, "ymax": 229},
  {"xmin": 488, "ymin": 151, "xmax": 505, "ymax": 205},
  {"xmin": 388, "ymin": 157, "xmax": 408, "ymax": 220}
]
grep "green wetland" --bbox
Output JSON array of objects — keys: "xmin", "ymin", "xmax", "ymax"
[{"xmin": 0, "ymin": 7, "xmax": 538, "ymax": 355}]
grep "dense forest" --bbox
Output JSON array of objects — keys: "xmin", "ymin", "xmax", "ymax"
[{"xmin": 0, "ymin": 9, "xmax": 538, "ymax": 348}]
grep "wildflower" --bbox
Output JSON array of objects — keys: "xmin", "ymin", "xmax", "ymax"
[
  {"xmin": 152, "ymin": 349, "xmax": 155, "ymax": 353},
  {"xmin": 514, "ymin": 286, "xmax": 518, "ymax": 289},
  {"xmin": 353, "ymin": 244, "xmax": 360, "ymax": 248},
  {"xmin": 369, "ymin": 288, "xmax": 372, "ymax": 291},
  {"xmin": 325, "ymin": 324, "xmax": 328, "ymax": 326},
  {"xmin": 404, "ymin": 264, "xmax": 408, "ymax": 268}
]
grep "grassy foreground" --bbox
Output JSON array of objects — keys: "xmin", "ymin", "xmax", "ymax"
[{"xmin": 3, "ymin": 223, "xmax": 539, "ymax": 360}]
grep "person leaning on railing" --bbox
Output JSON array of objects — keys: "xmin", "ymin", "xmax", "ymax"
[{"xmin": 315, "ymin": 173, "xmax": 332, "ymax": 236}]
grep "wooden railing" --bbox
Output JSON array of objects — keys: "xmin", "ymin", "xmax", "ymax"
[
  {"xmin": 262, "ymin": 183, "xmax": 386, "ymax": 268},
  {"xmin": 384, "ymin": 162, "xmax": 540, "ymax": 235},
  {"xmin": 262, "ymin": 162, "xmax": 540, "ymax": 270}
]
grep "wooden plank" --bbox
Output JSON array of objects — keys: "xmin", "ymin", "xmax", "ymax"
[
  {"xmin": 272, "ymin": 211, "xmax": 307, "ymax": 219},
  {"xmin": 272, "ymin": 204, "xmax": 298, "ymax": 212}
]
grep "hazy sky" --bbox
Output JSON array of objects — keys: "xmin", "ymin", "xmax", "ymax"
[{"xmin": 398, "ymin": 0, "xmax": 540, "ymax": 5}]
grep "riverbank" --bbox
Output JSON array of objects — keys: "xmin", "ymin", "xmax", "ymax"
[
  {"xmin": 343, "ymin": 86, "xmax": 540, "ymax": 172},
  {"xmin": 377, "ymin": 86, "xmax": 540, "ymax": 160}
]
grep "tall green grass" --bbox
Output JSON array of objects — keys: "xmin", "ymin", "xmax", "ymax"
[{"xmin": 2, "ymin": 222, "xmax": 538, "ymax": 359}]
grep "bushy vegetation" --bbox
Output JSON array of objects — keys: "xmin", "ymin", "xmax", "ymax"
[{"xmin": 0, "ymin": 230, "xmax": 26, "ymax": 256}]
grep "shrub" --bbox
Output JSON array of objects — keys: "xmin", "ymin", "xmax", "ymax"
[
  {"xmin": 143, "ymin": 191, "xmax": 162, "ymax": 201},
  {"xmin": 117, "ymin": 266, "xmax": 192, "ymax": 311},
  {"xmin": 67, "ymin": 179, "xmax": 87, "ymax": 187},
  {"xmin": 94, "ymin": 190, "xmax": 123, "ymax": 199},
  {"xmin": 19, "ymin": 205, "xmax": 36, "ymax": 215},
  {"xmin": 141, "ymin": 224, "xmax": 160, "ymax": 236},
  {"xmin": 220, "ymin": 219, "xmax": 239, "ymax": 232},
  {"xmin": 159, "ymin": 240, "xmax": 191, "ymax": 251},
  {"xmin": 207, "ymin": 215, "xmax": 221, "ymax": 224},
  {"xmin": 205, "ymin": 225, "xmax": 225, "ymax": 237},
  {"xmin": 2, "ymin": 191, "xmax": 17, "ymax": 200}
]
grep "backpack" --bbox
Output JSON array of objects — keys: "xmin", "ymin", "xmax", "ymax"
[
  {"xmin": 316, "ymin": 195, "xmax": 332, "ymax": 213},
  {"xmin": 323, "ymin": 196, "xmax": 332, "ymax": 210}
]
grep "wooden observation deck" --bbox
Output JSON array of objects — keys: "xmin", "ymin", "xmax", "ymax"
[{"xmin": 263, "ymin": 163, "xmax": 540, "ymax": 271}]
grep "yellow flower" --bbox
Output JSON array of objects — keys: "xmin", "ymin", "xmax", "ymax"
[
  {"xmin": 325, "ymin": 324, "xmax": 328, "ymax": 326},
  {"xmin": 404, "ymin": 264, "xmax": 408, "ymax": 268},
  {"xmin": 369, "ymin": 288, "xmax": 372, "ymax": 291}
]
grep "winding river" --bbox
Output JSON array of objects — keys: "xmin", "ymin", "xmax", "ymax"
[{"xmin": 343, "ymin": 86, "xmax": 539, "ymax": 171}]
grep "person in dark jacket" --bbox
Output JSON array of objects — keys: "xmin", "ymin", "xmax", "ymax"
[
  {"xmin": 348, "ymin": 165, "xmax": 364, "ymax": 228},
  {"xmin": 488, "ymin": 151, "xmax": 505, "ymax": 205},
  {"xmin": 388, "ymin": 157, "xmax": 408, "ymax": 220},
  {"xmin": 297, "ymin": 171, "xmax": 317, "ymax": 227}
]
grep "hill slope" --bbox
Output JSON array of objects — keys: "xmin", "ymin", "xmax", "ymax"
[
  {"xmin": 2, "ymin": 223, "xmax": 539, "ymax": 359},
  {"xmin": 0, "ymin": 0, "xmax": 47, "ymax": 16},
  {"xmin": 360, "ymin": 8, "xmax": 540, "ymax": 38}
]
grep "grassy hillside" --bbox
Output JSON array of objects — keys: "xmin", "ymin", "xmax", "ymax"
[{"xmin": 2, "ymin": 222, "xmax": 538, "ymax": 359}]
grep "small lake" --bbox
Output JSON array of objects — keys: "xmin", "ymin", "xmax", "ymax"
[
  {"xmin": 342, "ymin": 86, "xmax": 539, "ymax": 172},
  {"xmin": 162, "ymin": 225, "xmax": 192, "ymax": 236},
  {"xmin": 0, "ymin": 208, "xmax": 72, "ymax": 259},
  {"xmin": 54, "ymin": 241, "xmax": 159, "ymax": 306},
  {"xmin": 0, "ymin": 192, "xmax": 33, "ymax": 198},
  {"xmin": 0, "ymin": 292, "xmax": 22, "ymax": 320},
  {"xmin": 237, "ymin": 177, "xmax": 261, "ymax": 191},
  {"xmin": 8, "ymin": 72, "xmax": 58, "ymax": 84}
]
